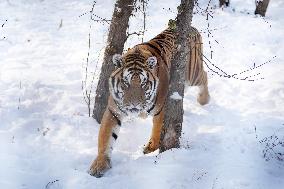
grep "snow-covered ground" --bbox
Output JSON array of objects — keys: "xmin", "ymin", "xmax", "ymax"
[{"xmin": 1, "ymin": 0, "xmax": 284, "ymax": 188}]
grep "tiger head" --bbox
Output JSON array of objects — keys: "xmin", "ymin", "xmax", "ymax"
[{"xmin": 109, "ymin": 50, "xmax": 159, "ymax": 115}]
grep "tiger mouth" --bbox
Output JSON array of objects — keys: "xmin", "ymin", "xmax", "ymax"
[
  {"xmin": 125, "ymin": 107, "xmax": 143, "ymax": 113},
  {"xmin": 113, "ymin": 98, "xmax": 155, "ymax": 115},
  {"xmin": 128, "ymin": 108, "xmax": 139, "ymax": 112}
]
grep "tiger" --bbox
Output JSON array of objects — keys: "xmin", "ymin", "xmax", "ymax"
[{"xmin": 89, "ymin": 24, "xmax": 210, "ymax": 177}]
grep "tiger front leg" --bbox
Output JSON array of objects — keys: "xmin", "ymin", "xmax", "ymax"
[
  {"xmin": 143, "ymin": 109, "xmax": 164, "ymax": 154},
  {"xmin": 89, "ymin": 108, "xmax": 121, "ymax": 178}
]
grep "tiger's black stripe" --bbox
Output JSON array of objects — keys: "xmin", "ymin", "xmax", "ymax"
[
  {"xmin": 112, "ymin": 133, "xmax": 118, "ymax": 140},
  {"xmin": 146, "ymin": 95, "xmax": 158, "ymax": 114}
]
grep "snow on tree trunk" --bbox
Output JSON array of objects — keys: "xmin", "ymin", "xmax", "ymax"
[
  {"xmin": 219, "ymin": 0, "xmax": 230, "ymax": 7},
  {"xmin": 159, "ymin": 0, "xmax": 195, "ymax": 153},
  {"xmin": 93, "ymin": 0, "xmax": 135, "ymax": 123},
  {"xmin": 255, "ymin": 0, "xmax": 270, "ymax": 17}
]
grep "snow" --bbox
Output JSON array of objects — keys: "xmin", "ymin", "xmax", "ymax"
[
  {"xmin": 170, "ymin": 92, "xmax": 182, "ymax": 100},
  {"xmin": 1, "ymin": 0, "xmax": 284, "ymax": 189}
]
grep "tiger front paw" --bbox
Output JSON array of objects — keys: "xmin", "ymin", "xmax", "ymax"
[
  {"xmin": 143, "ymin": 138, "xmax": 159, "ymax": 154},
  {"xmin": 88, "ymin": 155, "xmax": 111, "ymax": 178}
]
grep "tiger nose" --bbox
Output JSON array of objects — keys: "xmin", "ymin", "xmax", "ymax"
[
  {"xmin": 131, "ymin": 91, "xmax": 145, "ymax": 103},
  {"xmin": 132, "ymin": 102, "xmax": 140, "ymax": 107},
  {"xmin": 129, "ymin": 103, "xmax": 141, "ymax": 112}
]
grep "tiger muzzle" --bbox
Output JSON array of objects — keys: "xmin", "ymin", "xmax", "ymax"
[{"xmin": 123, "ymin": 77, "xmax": 146, "ymax": 113}]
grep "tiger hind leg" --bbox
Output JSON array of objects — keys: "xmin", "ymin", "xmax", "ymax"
[
  {"xmin": 187, "ymin": 70, "xmax": 210, "ymax": 105},
  {"xmin": 196, "ymin": 71, "xmax": 210, "ymax": 105},
  {"xmin": 187, "ymin": 27, "xmax": 210, "ymax": 105}
]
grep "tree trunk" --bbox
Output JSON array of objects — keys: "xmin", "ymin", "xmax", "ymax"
[
  {"xmin": 159, "ymin": 0, "xmax": 195, "ymax": 153},
  {"xmin": 93, "ymin": 0, "xmax": 136, "ymax": 123},
  {"xmin": 219, "ymin": 0, "xmax": 229, "ymax": 7},
  {"xmin": 255, "ymin": 0, "xmax": 270, "ymax": 17}
]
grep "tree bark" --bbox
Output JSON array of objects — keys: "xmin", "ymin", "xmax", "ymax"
[
  {"xmin": 93, "ymin": 0, "xmax": 136, "ymax": 123},
  {"xmin": 219, "ymin": 0, "xmax": 229, "ymax": 7},
  {"xmin": 159, "ymin": 0, "xmax": 195, "ymax": 153},
  {"xmin": 255, "ymin": 0, "xmax": 270, "ymax": 17}
]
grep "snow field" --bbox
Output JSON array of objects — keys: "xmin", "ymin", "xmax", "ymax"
[{"xmin": 0, "ymin": 0, "xmax": 284, "ymax": 189}]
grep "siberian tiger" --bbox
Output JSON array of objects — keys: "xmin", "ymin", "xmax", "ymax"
[{"xmin": 89, "ymin": 25, "xmax": 210, "ymax": 177}]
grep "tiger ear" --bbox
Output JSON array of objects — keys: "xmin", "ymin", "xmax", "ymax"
[
  {"xmin": 146, "ymin": 56, "xmax": 157, "ymax": 69},
  {"xmin": 112, "ymin": 54, "xmax": 123, "ymax": 67}
]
